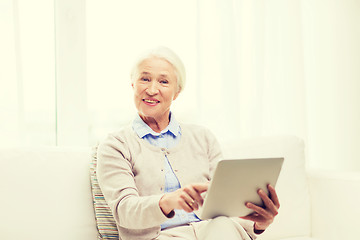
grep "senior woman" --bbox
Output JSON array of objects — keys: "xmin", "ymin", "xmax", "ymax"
[{"xmin": 97, "ymin": 46, "xmax": 280, "ymax": 240}]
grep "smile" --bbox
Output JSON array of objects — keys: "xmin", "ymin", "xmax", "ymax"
[{"xmin": 143, "ymin": 99, "xmax": 160, "ymax": 104}]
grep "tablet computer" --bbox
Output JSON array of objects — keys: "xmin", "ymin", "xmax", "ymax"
[{"xmin": 194, "ymin": 157, "xmax": 284, "ymax": 220}]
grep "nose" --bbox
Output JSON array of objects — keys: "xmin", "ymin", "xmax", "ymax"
[{"xmin": 146, "ymin": 81, "xmax": 159, "ymax": 95}]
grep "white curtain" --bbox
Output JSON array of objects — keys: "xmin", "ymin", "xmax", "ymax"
[
  {"xmin": 302, "ymin": 0, "xmax": 360, "ymax": 171},
  {"xmin": 196, "ymin": 0, "xmax": 306, "ymax": 141},
  {"xmin": 196, "ymin": 0, "xmax": 360, "ymax": 171},
  {"xmin": 0, "ymin": 0, "xmax": 19, "ymax": 145},
  {"xmin": 0, "ymin": 0, "xmax": 56, "ymax": 146},
  {"xmin": 1, "ymin": 0, "xmax": 360, "ymax": 171}
]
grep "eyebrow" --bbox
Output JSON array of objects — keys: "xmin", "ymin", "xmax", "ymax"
[
  {"xmin": 140, "ymin": 72, "xmax": 169, "ymax": 78},
  {"xmin": 159, "ymin": 74, "xmax": 169, "ymax": 78}
]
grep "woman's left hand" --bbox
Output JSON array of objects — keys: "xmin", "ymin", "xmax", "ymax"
[{"xmin": 240, "ymin": 184, "xmax": 280, "ymax": 232}]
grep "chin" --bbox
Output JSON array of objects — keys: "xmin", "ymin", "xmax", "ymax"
[{"xmin": 139, "ymin": 109, "xmax": 159, "ymax": 118}]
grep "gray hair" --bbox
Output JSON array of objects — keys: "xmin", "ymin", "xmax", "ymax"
[{"xmin": 130, "ymin": 46, "xmax": 186, "ymax": 93}]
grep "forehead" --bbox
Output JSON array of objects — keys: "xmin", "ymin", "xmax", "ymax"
[{"xmin": 138, "ymin": 57, "xmax": 176, "ymax": 77}]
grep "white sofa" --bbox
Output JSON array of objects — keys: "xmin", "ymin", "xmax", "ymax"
[{"xmin": 1, "ymin": 136, "xmax": 359, "ymax": 240}]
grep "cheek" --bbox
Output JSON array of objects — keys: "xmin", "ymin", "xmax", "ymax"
[
  {"xmin": 133, "ymin": 88, "xmax": 143, "ymax": 104},
  {"xmin": 133, "ymin": 85, "xmax": 144, "ymax": 96}
]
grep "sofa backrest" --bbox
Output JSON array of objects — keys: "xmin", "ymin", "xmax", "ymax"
[
  {"xmin": 0, "ymin": 147, "xmax": 98, "ymax": 240},
  {"xmin": 221, "ymin": 135, "xmax": 311, "ymax": 240},
  {"xmin": 0, "ymin": 135, "xmax": 309, "ymax": 240}
]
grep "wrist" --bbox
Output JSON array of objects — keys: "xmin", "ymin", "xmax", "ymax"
[
  {"xmin": 253, "ymin": 223, "xmax": 266, "ymax": 234},
  {"xmin": 159, "ymin": 194, "xmax": 174, "ymax": 217}
]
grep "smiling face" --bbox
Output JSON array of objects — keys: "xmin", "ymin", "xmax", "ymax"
[{"xmin": 132, "ymin": 57, "xmax": 180, "ymax": 128}]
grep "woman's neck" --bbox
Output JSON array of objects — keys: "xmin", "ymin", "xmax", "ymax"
[{"xmin": 140, "ymin": 113, "xmax": 170, "ymax": 133}]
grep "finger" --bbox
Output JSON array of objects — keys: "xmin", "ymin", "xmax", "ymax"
[
  {"xmin": 184, "ymin": 186, "xmax": 204, "ymax": 206},
  {"xmin": 246, "ymin": 202, "xmax": 272, "ymax": 219},
  {"xmin": 268, "ymin": 184, "xmax": 280, "ymax": 209},
  {"xmin": 178, "ymin": 199, "xmax": 194, "ymax": 213},
  {"xmin": 240, "ymin": 212, "xmax": 266, "ymax": 223},
  {"xmin": 180, "ymin": 190, "xmax": 199, "ymax": 211},
  {"xmin": 191, "ymin": 183, "xmax": 209, "ymax": 194},
  {"xmin": 240, "ymin": 214, "xmax": 260, "ymax": 222},
  {"xmin": 258, "ymin": 189, "xmax": 278, "ymax": 216},
  {"xmin": 187, "ymin": 199, "xmax": 198, "ymax": 211},
  {"xmin": 184, "ymin": 194, "xmax": 199, "ymax": 210},
  {"xmin": 176, "ymin": 191, "xmax": 195, "ymax": 212}
]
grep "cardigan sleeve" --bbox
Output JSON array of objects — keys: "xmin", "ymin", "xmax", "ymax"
[
  {"xmin": 204, "ymin": 128, "xmax": 223, "ymax": 178},
  {"xmin": 96, "ymin": 133, "xmax": 169, "ymax": 230}
]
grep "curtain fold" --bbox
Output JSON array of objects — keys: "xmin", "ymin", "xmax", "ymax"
[
  {"xmin": 197, "ymin": 0, "xmax": 307, "ymax": 144},
  {"xmin": 1, "ymin": 0, "xmax": 56, "ymax": 146},
  {"xmin": 1, "ymin": 0, "xmax": 19, "ymax": 146}
]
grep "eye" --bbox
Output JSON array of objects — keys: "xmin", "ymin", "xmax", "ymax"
[
  {"xmin": 160, "ymin": 79, "xmax": 169, "ymax": 84},
  {"xmin": 141, "ymin": 77, "xmax": 150, "ymax": 82}
]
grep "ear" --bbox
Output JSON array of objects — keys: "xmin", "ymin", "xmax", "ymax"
[{"xmin": 131, "ymin": 82, "xmax": 134, "ymax": 89}]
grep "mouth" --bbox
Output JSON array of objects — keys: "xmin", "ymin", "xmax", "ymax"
[{"xmin": 143, "ymin": 99, "xmax": 160, "ymax": 104}]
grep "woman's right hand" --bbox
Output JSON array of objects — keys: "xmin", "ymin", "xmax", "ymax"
[{"xmin": 159, "ymin": 183, "xmax": 208, "ymax": 216}]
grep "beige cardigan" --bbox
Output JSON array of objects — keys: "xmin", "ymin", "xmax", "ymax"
[{"xmin": 97, "ymin": 123, "xmax": 256, "ymax": 240}]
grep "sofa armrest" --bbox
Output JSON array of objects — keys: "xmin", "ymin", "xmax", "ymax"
[{"xmin": 308, "ymin": 170, "xmax": 360, "ymax": 240}]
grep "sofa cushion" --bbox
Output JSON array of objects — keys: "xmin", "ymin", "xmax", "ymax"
[
  {"xmin": 90, "ymin": 146, "xmax": 119, "ymax": 239},
  {"xmin": 0, "ymin": 147, "xmax": 98, "ymax": 240},
  {"xmin": 309, "ymin": 171, "xmax": 360, "ymax": 240},
  {"xmin": 221, "ymin": 136, "xmax": 311, "ymax": 240}
]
